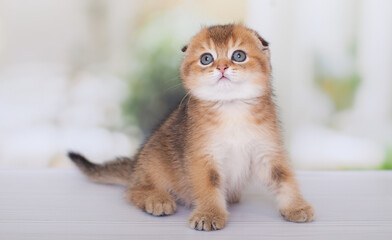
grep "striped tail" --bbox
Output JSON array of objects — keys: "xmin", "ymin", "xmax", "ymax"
[{"xmin": 68, "ymin": 152, "xmax": 134, "ymax": 186}]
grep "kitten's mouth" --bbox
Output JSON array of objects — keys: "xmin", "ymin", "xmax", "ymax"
[{"xmin": 218, "ymin": 76, "xmax": 231, "ymax": 82}]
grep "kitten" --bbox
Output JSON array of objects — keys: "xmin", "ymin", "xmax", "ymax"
[{"xmin": 68, "ymin": 24, "xmax": 315, "ymax": 231}]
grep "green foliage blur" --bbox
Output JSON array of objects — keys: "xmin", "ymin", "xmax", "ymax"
[
  {"xmin": 122, "ymin": 17, "xmax": 185, "ymax": 136},
  {"xmin": 380, "ymin": 147, "xmax": 392, "ymax": 170},
  {"xmin": 315, "ymin": 74, "xmax": 361, "ymax": 111}
]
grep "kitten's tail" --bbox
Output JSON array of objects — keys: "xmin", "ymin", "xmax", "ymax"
[{"xmin": 67, "ymin": 152, "xmax": 134, "ymax": 186}]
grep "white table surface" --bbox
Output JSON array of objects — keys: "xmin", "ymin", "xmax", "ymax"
[{"xmin": 0, "ymin": 170, "xmax": 391, "ymax": 240}]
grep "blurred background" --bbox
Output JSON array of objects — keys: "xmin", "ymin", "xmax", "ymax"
[{"xmin": 0, "ymin": 0, "xmax": 391, "ymax": 169}]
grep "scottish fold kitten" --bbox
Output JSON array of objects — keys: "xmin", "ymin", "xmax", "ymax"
[{"xmin": 69, "ymin": 24, "xmax": 314, "ymax": 231}]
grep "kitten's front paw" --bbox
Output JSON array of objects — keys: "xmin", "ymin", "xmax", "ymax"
[
  {"xmin": 280, "ymin": 202, "xmax": 315, "ymax": 223},
  {"xmin": 188, "ymin": 209, "xmax": 227, "ymax": 231}
]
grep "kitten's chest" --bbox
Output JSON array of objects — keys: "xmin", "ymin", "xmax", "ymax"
[{"xmin": 207, "ymin": 103, "xmax": 266, "ymax": 190}]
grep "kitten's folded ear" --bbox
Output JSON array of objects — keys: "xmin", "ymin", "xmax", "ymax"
[
  {"xmin": 253, "ymin": 32, "xmax": 269, "ymax": 49},
  {"xmin": 257, "ymin": 35, "xmax": 269, "ymax": 49},
  {"xmin": 253, "ymin": 31, "xmax": 270, "ymax": 58},
  {"xmin": 181, "ymin": 45, "xmax": 188, "ymax": 53}
]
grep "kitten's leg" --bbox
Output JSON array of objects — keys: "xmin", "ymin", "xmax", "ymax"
[
  {"xmin": 125, "ymin": 187, "xmax": 177, "ymax": 216},
  {"xmin": 188, "ymin": 157, "xmax": 228, "ymax": 231},
  {"xmin": 257, "ymin": 153, "xmax": 315, "ymax": 222}
]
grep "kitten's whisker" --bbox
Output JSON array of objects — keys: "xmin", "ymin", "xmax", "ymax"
[
  {"xmin": 179, "ymin": 91, "xmax": 191, "ymax": 107},
  {"xmin": 163, "ymin": 75, "xmax": 182, "ymax": 83},
  {"xmin": 163, "ymin": 82, "xmax": 183, "ymax": 92},
  {"xmin": 187, "ymin": 94, "xmax": 192, "ymax": 106}
]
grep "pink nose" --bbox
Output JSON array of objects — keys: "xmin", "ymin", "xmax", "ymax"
[{"xmin": 217, "ymin": 64, "xmax": 228, "ymax": 74}]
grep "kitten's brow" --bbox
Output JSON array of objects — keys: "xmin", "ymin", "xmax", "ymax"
[
  {"xmin": 233, "ymin": 39, "xmax": 242, "ymax": 49},
  {"xmin": 228, "ymin": 38, "xmax": 241, "ymax": 49},
  {"xmin": 201, "ymin": 42, "xmax": 214, "ymax": 53}
]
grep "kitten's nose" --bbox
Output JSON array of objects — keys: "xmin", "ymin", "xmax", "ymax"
[{"xmin": 217, "ymin": 64, "xmax": 228, "ymax": 74}]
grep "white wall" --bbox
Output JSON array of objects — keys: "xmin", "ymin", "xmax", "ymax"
[{"xmin": 248, "ymin": 0, "xmax": 391, "ymax": 169}]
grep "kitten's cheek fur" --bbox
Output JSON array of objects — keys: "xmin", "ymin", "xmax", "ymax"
[{"xmin": 191, "ymin": 85, "xmax": 264, "ymax": 102}]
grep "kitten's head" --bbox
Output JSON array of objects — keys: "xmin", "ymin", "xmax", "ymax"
[{"xmin": 180, "ymin": 24, "xmax": 271, "ymax": 102}]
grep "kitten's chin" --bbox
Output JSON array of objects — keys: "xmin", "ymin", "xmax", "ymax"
[{"xmin": 190, "ymin": 84, "xmax": 264, "ymax": 102}]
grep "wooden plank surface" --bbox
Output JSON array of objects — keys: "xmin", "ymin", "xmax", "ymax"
[{"xmin": 0, "ymin": 170, "xmax": 391, "ymax": 239}]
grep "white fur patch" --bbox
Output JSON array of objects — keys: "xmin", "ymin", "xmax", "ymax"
[
  {"xmin": 191, "ymin": 69, "xmax": 264, "ymax": 102},
  {"xmin": 206, "ymin": 101, "xmax": 276, "ymax": 199}
]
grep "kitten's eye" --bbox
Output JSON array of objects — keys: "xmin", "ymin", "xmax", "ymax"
[
  {"xmin": 200, "ymin": 53, "xmax": 214, "ymax": 65},
  {"xmin": 232, "ymin": 50, "xmax": 246, "ymax": 62}
]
